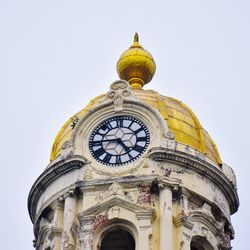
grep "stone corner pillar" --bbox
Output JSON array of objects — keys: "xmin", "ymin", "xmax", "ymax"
[
  {"xmin": 173, "ymin": 212, "xmax": 194, "ymax": 250},
  {"xmin": 136, "ymin": 210, "xmax": 154, "ymax": 250},
  {"xmin": 78, "ymin": 215, "xmax": 95, "ymax": 250},
  {"xmin": 61, "ymin": 190, "xmax": 77, "ymax": 250},
  {"xmin": 159, "ymin": 186, "xmax": 173, "ymax": 250}
]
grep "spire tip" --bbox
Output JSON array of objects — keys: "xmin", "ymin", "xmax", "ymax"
[{"xmin": 134, "ymin": 32, "xmax": 139, "ymax": 43}]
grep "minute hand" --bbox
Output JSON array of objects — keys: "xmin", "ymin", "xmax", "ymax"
[{"xmin": 94, "ymin": 139, "xmax": 119, "ymax": 143}]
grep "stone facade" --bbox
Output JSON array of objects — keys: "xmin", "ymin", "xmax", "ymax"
[{"xmin": 28, "ymin": 81, "xmax": 239, "ymax": 250}]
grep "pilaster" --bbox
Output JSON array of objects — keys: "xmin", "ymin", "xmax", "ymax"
[
  {"xmin": 49, "ymin": 198, "xmax": 64, "ymax": 250},
  {"xmin": 136, "ymin": 211, "xmax": 154, "ymax": 250},
  {"xmin": 78, "ymin": 215, "xmax": 95, "ymax": 250},
  {"xmin": 173, "ymin": 212, "xmax": 194, "ymax": 250},
  {"xmin": 159, "ymin": 186, "xmax": 173, "ymax": 250},
  {"xmin": 62, "ymin": 190, "xmax": 77, "ymax": 250}
]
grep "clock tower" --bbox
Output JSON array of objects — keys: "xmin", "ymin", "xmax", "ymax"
[{"xmin": 28, "ymin": 34, "xmax": 239, "ymax": 250}]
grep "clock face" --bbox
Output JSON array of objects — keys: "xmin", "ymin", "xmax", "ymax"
[{"xmin": 89, "ymin": 116, "xmax": 150, "ymax": 166}]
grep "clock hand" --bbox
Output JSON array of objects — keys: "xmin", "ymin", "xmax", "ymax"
[
  {"xmin": 117, "ymin": 138, "xmax": 130, "ymax": 152},
  {"xmin": 94, "ymin": 138, "xmax": 119, "ymax": 143},
  {"xmin": 93, "ymin": 138, "xmax": 130, "ymax": 152}
]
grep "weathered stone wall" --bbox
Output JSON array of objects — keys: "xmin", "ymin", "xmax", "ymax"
[{"xmin": 29, "ymin": 81, "xmax": 238, "ymax": 250}]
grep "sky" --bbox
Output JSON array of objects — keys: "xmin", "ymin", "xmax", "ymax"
[{"xmin": 0, "ymin": 0, "xmax": 249, "ymax": 249}]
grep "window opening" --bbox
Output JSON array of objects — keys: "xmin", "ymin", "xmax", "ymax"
[
  {"xmin": 190, "ymin": 236, "xmax": 214, "ymax": 250},
  {"xmin": 100, "ymin": 229, "xmax": 135, "ymax": 250}
]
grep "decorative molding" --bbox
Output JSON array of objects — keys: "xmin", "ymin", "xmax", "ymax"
[
  {"xmin": 70, "ymin": 82, "xmax": 169, "ymax": 148},
  {"xmin": 28, "ymin": 156, "xmax": 87, "ymax": 223},
  {"xmin": 48, "ymin": 226, "xmax": 63, "ymax": 240},
  {"xmin": 36, "ymin": 220, "xmax": 52, "ymax": 249},
  {"xmin": 76, "ymin": 174, "xmax": 181, "ymax": 194},
  {"xmin": 61, "ymin": 140, "xmax": 74, "ymax": 160},
  {"xmin": 160, "ymin": 138, "xmax": 177, "ymax": 150},
  {"xmin": 201, "ymin": 203, "xmax": 213, "ymax": 218},
  {"xmin": 147, "ymin": 147, "xmax": 239, "ymax": 214},
  {"xmin": 50, "ymin": 197, "xmax": 64, "ymax": 210},
  {"xmin": 175, "ymin": 208, "xmax": 231, "ymax": 250},
  {"xmin": 105, "ymin": 80, "xmax": 138, "ymax": 112},
  {"xmin": 85, "ymin": 158, "xmax": 146, "ymax": 179},
  {"xmin": 122, "ymin": 99, "xmax": 168, "ymax": 138},
  {"xmin": 107, "ymin": 182, "xmax": 125, "ymax": 198},
  {"xmin": 173, "ymin": 210, "xmax": 194, "ymax": 230},
  {"xmin": 78, "ymin": 195, "xmax": 155, "ymax": 224},
  {"xmin": 83, "ymin": 166, "xmax": 93, "ymax": 180},
  {"xmin": 189, "ymin": 210, "xmax": 224, "ymax": 240}
]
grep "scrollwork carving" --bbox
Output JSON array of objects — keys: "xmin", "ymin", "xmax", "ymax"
[
  {"xmin": 105, "ymin": 80, "xmax": 138, "ymax": 112},
  {"xmin": 107, "ymin": 182, "xmax": 125, "ymax": 197},
  {"xmin": 83, "ymin": 167, "xmax": 93, "ymax": 180}
]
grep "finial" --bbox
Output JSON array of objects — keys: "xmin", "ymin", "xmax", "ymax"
[
  {"xmin": 130, "ymin": 32, "xmax": 141, "ymax": 49},
  {"xmin": 116, "ymin": 34, "xmax": 156, "ymax": 90},
  {"xmin": 134, "ymin": 32, "xmax": 139, "ymax": 43}
]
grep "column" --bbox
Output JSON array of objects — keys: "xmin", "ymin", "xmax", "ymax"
[
  {"xmin": 159, "ymin": 187, "xmax": 173, "ymax": 250},
  {"xmin": 78, "ymin": 215, "xmax": 94, "ymax": 250},
  {"xmin": 61, "ymin": 190, "xmax": 77, "ymax": 250},
  {"xmin": 173, "ymin": 194, "xmax": 193, "ymax": 250},
  {"xmin": 137, "ymin": 212, "xmax": 153, "ymax": 250},
  {"xmin": 50, "ymin": 197, "xmax": 64, "ymax": 250},
  {"xmin": 174, "ymin": 220, "xmax": 193, "ymax": 250}
]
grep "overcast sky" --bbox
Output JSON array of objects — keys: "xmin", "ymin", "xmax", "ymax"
[{"xmin": 0, "ymin": 0, "xmax": 249, "ymax": 249}]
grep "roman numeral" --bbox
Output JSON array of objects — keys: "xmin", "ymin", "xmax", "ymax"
[
  {"xmin": 116, "ymin": 119, "xmax": 123, "ymax": 127},
  {"xmin": 116, "ymin": 155, "xmax": 122, "ymax": 164},
  {"xmin": 108, "ymin": 122, "xmax": 113, "ymax": 129},
  {"xmin": 94, "ymin": 148, "xmax": 105, "ymax": 157},
  {"xmin": 137, "ymin": 136, "xmax": 147, "ymax": 142},
  {"xmin": 96, "ymin": 130, "xmax": 105, "ymax": 136},
  {"xmin": 92, "ymin": 140, "xmax": 102, "ymax": 146},
  {"xmin": 133, "ymin": 144, "xmax": 144, "ymax": 152},
  {"xmin": 134, "ymin": 127, "xmax": 143, "ymax": 134},
  {"xmin": 103, "ymin": 153, "xmax": 112, "ymax": 163}
]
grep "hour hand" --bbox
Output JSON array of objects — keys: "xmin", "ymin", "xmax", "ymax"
[{"xmin": 117, "ymin": 138, "xmax": 130, "ymax": 152}]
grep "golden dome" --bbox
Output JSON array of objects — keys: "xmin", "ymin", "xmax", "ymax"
[
  {"xmin": 50, "ymin": 89, "xmax": 222, "ymax": 166},
  {"xmin": 50, "ymin": 36, "xmax": 221, "ymax": 166},
  {"xmin": 116, "ymin": 33, "xmax": 156, "ymax": 90}
]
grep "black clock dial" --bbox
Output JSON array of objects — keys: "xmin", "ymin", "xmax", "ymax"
[{"xmin": 89, "ymin": 116, "xmax": 150, "ymax": 166}]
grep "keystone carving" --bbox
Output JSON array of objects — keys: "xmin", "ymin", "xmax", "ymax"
[
  {"xmin": 105, "ymin": 80, "xmax": 138, "ymax": 111},
  {"xmin": 107, "ymin": 182, "xmax": 125, "ymax": 197}
]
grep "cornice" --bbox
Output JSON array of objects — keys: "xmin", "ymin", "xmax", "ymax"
[
  {"xmin": 75, "ymin": 174, "xmax": 181, "ymax": 192},
  {"xmin": 31, "ymin": 170, "xmax": 181, "ymax": 229},
  {"xmin": 28, "ymin": 156, "xmax": 87, "ymax": 222},
  {"xmin": 147, "ymin": 147, "xmax": 239, "ymax": 214},
  {"xmin": 28, "ymin": 145, "xmax": 239, "ymax": 224}
]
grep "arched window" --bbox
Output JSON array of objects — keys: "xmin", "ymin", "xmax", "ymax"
[
  {"xmin": 190, "ymin": 236, "xmax": 214, "ymax": 250},
  {"xmin": 100, "ymin": 228, "xmax": 135, "ymax": 250}
]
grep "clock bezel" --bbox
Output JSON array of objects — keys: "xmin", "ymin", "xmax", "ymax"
[{"xmin": 89, "ymin": 115, "xmax": 150, "ymax": 166}]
